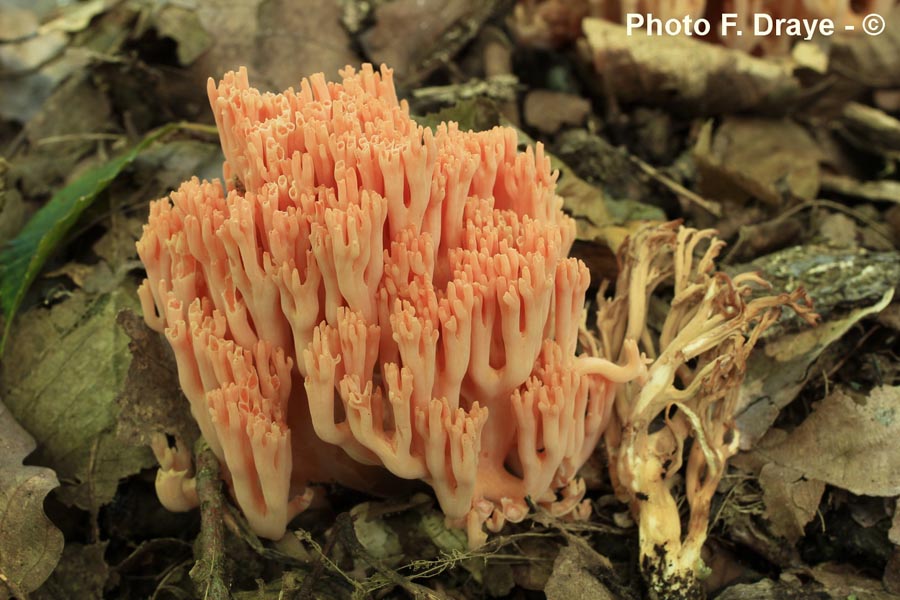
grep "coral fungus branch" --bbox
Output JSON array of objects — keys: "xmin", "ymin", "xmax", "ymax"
[{"xmin": 138, "ymin": 63, "xmax": 640, "ymax": 548}]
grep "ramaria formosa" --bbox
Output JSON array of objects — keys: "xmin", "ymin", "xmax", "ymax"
[{"xmin": 137, "ymin": 64, "xmax": 643, "ymax": 545}]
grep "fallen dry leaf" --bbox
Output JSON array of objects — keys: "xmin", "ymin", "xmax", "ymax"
[
  {"xmin": 714, "ymin": 578, "xmax": 787, "ymax": 599},
  {"xmin": 695, "ymin": 118, "xmax": 822, "ymax": 207},
  {"xmin": 580, "ymin": 18, "xmax": 802, "ymax": 115},
  {"xmin": 16, "ymin": 71, "xmax": 113, "ymax": 197},
  {"xmin": 38, "ymin": 0, "xmax": 109, "ymax": 35},
  {"xmin": 820, "ymin": 173, "xmax": 900, "ymax": 205},
  {"xmin": 755, "ymin": 385, "xmax": 900, "ymax": 497},
  {"xmin": 0, "ymin": 159, "xmax": 26, "ymax": 243},
  {"xmin": 0, "ymin": 30, "xmax": 66, "ymax": 75},
  {"xmin": 758, "ymin": 463, "xmax": 826, "ymax": 543},
  {"xmin": 802, "ymin": 562, "xmax": 898, "ymax": 600},
  {"xmin": 717, "ymin": 569, "xmax": 895, "ymax": 600},
  {"xmin": 838, "ymin": 102, "xmax": 900, "ymax": 162},
  {"xmin": 738, "ymin": 288, "xmax": 893, "ymax": 449},
  {"xmin": 190, "ymin": 0, "xmax": 359, "ymax": 92},
  {"xmin": 359, "ymin": 0, "xmax": 499, "ymax": 86},
  {"xmin": 0, "ymin": 6, "xmax": 38, "ymax": 42},
  {"xmin": 544, "ymin": 543, "xmax": 617, "ymax": 600},
  {"xmin": 0, "ymin": 50, "xmax": 91, "ymax": 124},
  {"xmin": 150, "ymin": 5, "xmax": 213, "ymax": 67},
  {"xmin": 32, "ymin": 542, "xmax": 108, "ymax": 600},
  {"xmin": 0, "ymin": 399, "xmax": 64, "ymax": 600},
  {"xmin": 830, "ymin": 7, "xmax": 900, "ymax": 88},
  {"xmin": 509, "ymin": 537, "xmax": 557, "ymax": 592},
  {"xmin": 115, "ymin": 310, "xmax": 198, "ymax": 449},
  {"xmin": 523, "ymin": 90, "xmax": 591, "ymax": 134},
  {"xmin": 819, "ymin": 213, "xmax": 859, "ymax": 247}
]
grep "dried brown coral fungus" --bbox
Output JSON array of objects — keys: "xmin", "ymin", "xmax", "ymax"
[{"xmin": 584, "ymin": 223, "xmax": 817, "ymax": 599}]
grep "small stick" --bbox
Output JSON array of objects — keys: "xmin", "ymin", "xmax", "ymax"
[
  {"xmin": 628, "ymin": 153, "xmax": 723, "ymax": 217},
  {"xmin": 190, "ymin": 439, "xmax": 232, "ymax": 600}
]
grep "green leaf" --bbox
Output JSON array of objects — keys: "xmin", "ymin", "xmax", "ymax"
[{"xmin": 0, "ymin": 123, "xmax": 180, "ymax": 356}]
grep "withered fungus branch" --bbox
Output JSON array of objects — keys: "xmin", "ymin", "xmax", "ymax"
[{"xmin": 587, "ymin": 222, "xmax": 817, "ymax": 600}]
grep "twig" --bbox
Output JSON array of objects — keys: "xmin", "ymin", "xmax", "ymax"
[
  {"xmin": 627, "ymin": 153, "xmax": 723, "ymax": 217},
  {"xmin": 189, "ymin": 439, "xmax": 232, "ymax": 600},
  {"xmin": 723, "ymin": 197, "xmax": 897, "ymax": 262},
  {"xmin": 295, "ymin": 530, "xmax": 337, "ymax": 600}
]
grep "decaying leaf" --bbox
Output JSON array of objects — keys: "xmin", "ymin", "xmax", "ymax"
[
  {"xmin": 544, "ymin": 543, "xmax": 617, "ymax": 600},
  {"xmin": 0, "ymin": 30, "xmax": 67, "ymax": 75},
  {"xmin": 115, "ymin": 310, "xmax": 198, "ymax": 448},
  {"xmin": 350, "ymin": 502, "xmax": 404, "ymax": 567},
  {"xmin": 32, "ymin": 542, "xmax": 108, "ymax": 600},
  {"xmin": 0, "ymin": 399, "xmax": 64, "ymax": 600},
  {"xmin": 802, "ymin": 562, "xmax": 898, "ymax": 600},
  {"xmin": 359, "ymin": 0, "xmax": 499, "ymax": 85},
  {"xmin": 15, "ymin": 71, "xmax": 113, "ymax": 197},
  {"xmin": 131, "ymin": 140, "xmax": 224, "ymax": 195},
  {"xmin": 418, "ymin": 96, "xmax": 502, "ymax": 136},
  {"xmin": 830, "ymin": 7, "xmax": 900, "ymax": 88},
  {"xmin": 0, "ymin": 0, "xmax": 127, "ymax": 125},
  {"xmin": 757, "ymin": 463, "xmax": 826, "ymax": 544},
  {"xmin": 754, "ymin": 385, "xmax": 900, "ymax": 497},
  {"xmin": 818, "ymin": 213, "xmax": 858, "ymax": 247},
  {"xmin": 838, "ymin": 102, "xmax": 900, "ymax": 161},
  {"xmin": 820, "ymin": 173, "xmax": 900, "ymax": 205},
  {"xmin": 0, "ymin": 6, "xmax": 38, "ymax": 42},
  {"xmin": 713, "ymin": 578, "xmax": 785, "ymax": 599},
  {"xmin": 523, "ymin": 90, "xmax": 590, "ymax": 134},
  {"xmin": 714, "ymin": 575, "xmax": 892, "ymax": 600},
  {"xmin": 553, "ymin": 129, "xmax": 668, "ymax": 208},
  {"xmin": 0, "ymin": 159, "xmax": 26, "ymax": 244},
  {"xmin": 0, "ymin": 265, "xmax": 154, "ymax": 514},
  {"xmin": 148, "ymin": 5, "xmax": 213, "ymax": 66},
  {"xmin": 695, "ymin": 118, "xmax": 822, "ymax": 207},
  {"xmin": 38, "ymin": 0, "xmax": 109, "ymax": 35},
  {"xmin": 580, "ymin": 18, "xmax": 801, "ymax": 115},
  {"xmin": 0, "ymin": 51, "xmax": 91, "ymax": 124},
  {"xmin": 738, "ymin": 288, "xmax": 894, "ymax": 449},
  {"xmin": 190, "ymin": 0, "xmax": 359, "ymax": 92}
]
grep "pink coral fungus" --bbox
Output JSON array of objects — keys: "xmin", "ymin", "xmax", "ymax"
[{"xmin": 137, "ymin": 64, "xmax": 642, "ymax": 545}]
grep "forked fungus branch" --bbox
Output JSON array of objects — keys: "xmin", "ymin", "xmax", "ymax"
[{"xmin": 137, "ymin": 64, "xmax": 642, "ymax": 547}]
